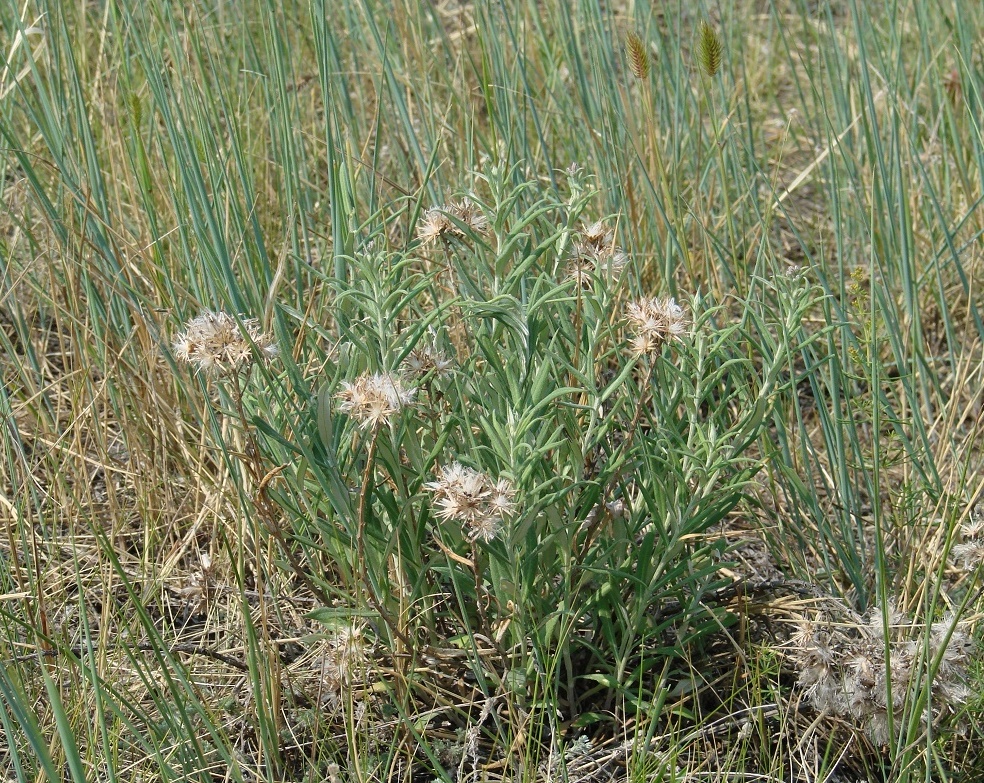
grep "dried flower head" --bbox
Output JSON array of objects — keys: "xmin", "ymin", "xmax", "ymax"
[
  {"xmin": 318, "ymin": 624, "xmax": 369, "ymax": 693},
  {"xmin": 401, "ymin": 344, "xmax": 454, "ymax": 379},
  {"xmin": 787, "ymin": 597, "xmax": 975, "ymax": 745},
  {"xmin": 417, "ymin": 199, "xmax": 490, "ymax": 244},
  {"xmin": 583, "ymin": 220, "xmax": 614, "ymax": 249},
  {"xmin": 467, "ymin": 513, "xmax": 503, "ymax": 544},
  {"xmin": 790, "ymin": 617, "xmax": 845, "ymax": 714},
  {"xmin": 863, "ymin": 600, "xmax": 908, "ymax": 640},
  {"xmin": 930, "ymin": 613, "xmax": 972, "ymax": 674},
  {"xmin": 451, "ymin": 199, "xmax": 489, "ymax": 234},
  {"xmin": 172, "ymin": 311, "xmax": 278, "ymax": 373},
  {"xmin": 335, "ymin": 372, "xmax": 416, "ymax": 429},
  {"xmin": 566, "ymin": 220, "xmax": 629, "ymax": 287},
  {"xmin": 426, "ymin": 463, "xmax": 491, "ymax": 525},
  {"xmin": 332, "ymin": 624, "xmax": 368, "ymax": 682},
  {"xmin": 951, "ymin": 511, "xmax": 984, "ymax": 569},
  {"xmin": 624, "ymin": 297, "xmax": 689, "ymax": 354},
  {"xmin": 488, "ymin": 478, "xmax": 517, "ymax": 518},
  {"xmin": 416, "ymin": 208, "xmax": 455, "ymax": 244},
  {"xmin": 425, "ymin": 462, "xmax": 516, "ymax": 542}
]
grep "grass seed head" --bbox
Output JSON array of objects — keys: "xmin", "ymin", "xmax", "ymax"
[
  {"xmin": 697, "ymin": 20, "xmax": 722, "ymax": 77},
  {"xmin": 625, "ymin": 32, "xmax": 650, "ymax": 80}
]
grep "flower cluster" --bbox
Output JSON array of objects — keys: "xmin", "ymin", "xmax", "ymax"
[
  {"xmin": 424, "ymin": 462, "xmax": 516, "ymax": 542},
  {"xmin": 566, "ymin": 220, "xmax": 629, "ymax": 287},
  {"xmin": 789, "ymin": 599, "xmax": 973, "ymax": 744},
  {"xmin": 172, "ymin": 311, "xmax": 278, "ymax": 373},
  {"xmin": 624, "ymin": 297, "xmax": 689, "ymax": 355},
  {"xmin": 335, "ymin": 372, "xmax": 416, "ymax": 429},
  {"xmin": 401, "ymin": 344, "xmax": 454, "ymax": 380},
  {"xmin": 416, "ymin": 199, "xmax": 490, "ymax": 244}
]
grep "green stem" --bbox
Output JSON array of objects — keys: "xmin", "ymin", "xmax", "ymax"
[{"xmin": 357, "ymin": 425, "xmax": 415, "ymax": 651}]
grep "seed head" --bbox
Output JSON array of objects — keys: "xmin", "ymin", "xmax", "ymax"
[
  {"xmin": 335, "ymin": 372, "xmax": 416, "ymax": 429},
  {"xmin": 417, "ymin": 199, "xmax": 490, "ymax": 244},
  {"xmin": 787, "ymin": 597, "xmax": 975, "ymax": 745},
  {"xmin": 930, "ymin": 613, "xmax": 972, "ymax": 674},
  {"xmin": 625, "ymin": 297, "xmax": 689, "ymax": 355},
  {"xmin": 467, "ymin": 513, "xmax": 503, "ymax": 543},
  {"xmin": 864, "ymin": 600, "xmax": 908, "ymax": 640},
  {"xmin": 318, "ymin": 624, "xmax": 369, "ymax": 692},
  {"xmin": 426, "ymin": 463, "xmax": 490, "ymax": 525},
  {"xmin": 172, "ymin": 311, "xmax": 278, "ymax": 373},
  {"xmin": 425, "ymin": 462, "xmax": 516, "ymax": 542},
  {"xmin": 566, "ymin": 220, "xmax": 629, "ymax": 287},
  {"xmin": 332, "ymin": 624, "xmax": 368, "ymax": 683},
  {"xmin": 625, "ymin": 32, "xmax": 650, "ymax": 80},
  {"xmin": 450, "ymin": 199, "xmax": 489, "ymax": 234},
  {"xmin": 583, "ymin": 220, "xmax": 614, "ymax": 249},
  {"xmin": 697, "ymin": 20, "xmax": 722, "ymax": 78},
  {"xmin": 417, "ymin": 208, "xmax": 455, "ymax": 244},
  {"xmin": 488, "ymin": 478, "xmax": 517, "ymax": 518},
  {"xmin": 951, "ymin": 513, "xmax": 984, "ymax": 569},
  {"xmin": 401, "ymin": 344, "xmax": 454, "ymax": 379}
]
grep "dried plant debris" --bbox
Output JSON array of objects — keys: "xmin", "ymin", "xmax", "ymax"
[{"xmin": 787, "ymin": 597, "xmax": 974, "ymax": 745}]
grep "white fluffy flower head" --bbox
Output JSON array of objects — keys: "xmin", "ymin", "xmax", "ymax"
[{"xmin": 172, "ymin": 311, "xmax": 279, "ymax": 373}]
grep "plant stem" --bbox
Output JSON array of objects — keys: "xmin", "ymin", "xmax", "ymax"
[{"xmin": 356, "ymin": 425, "xmax": 415, "ymax": 651}]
